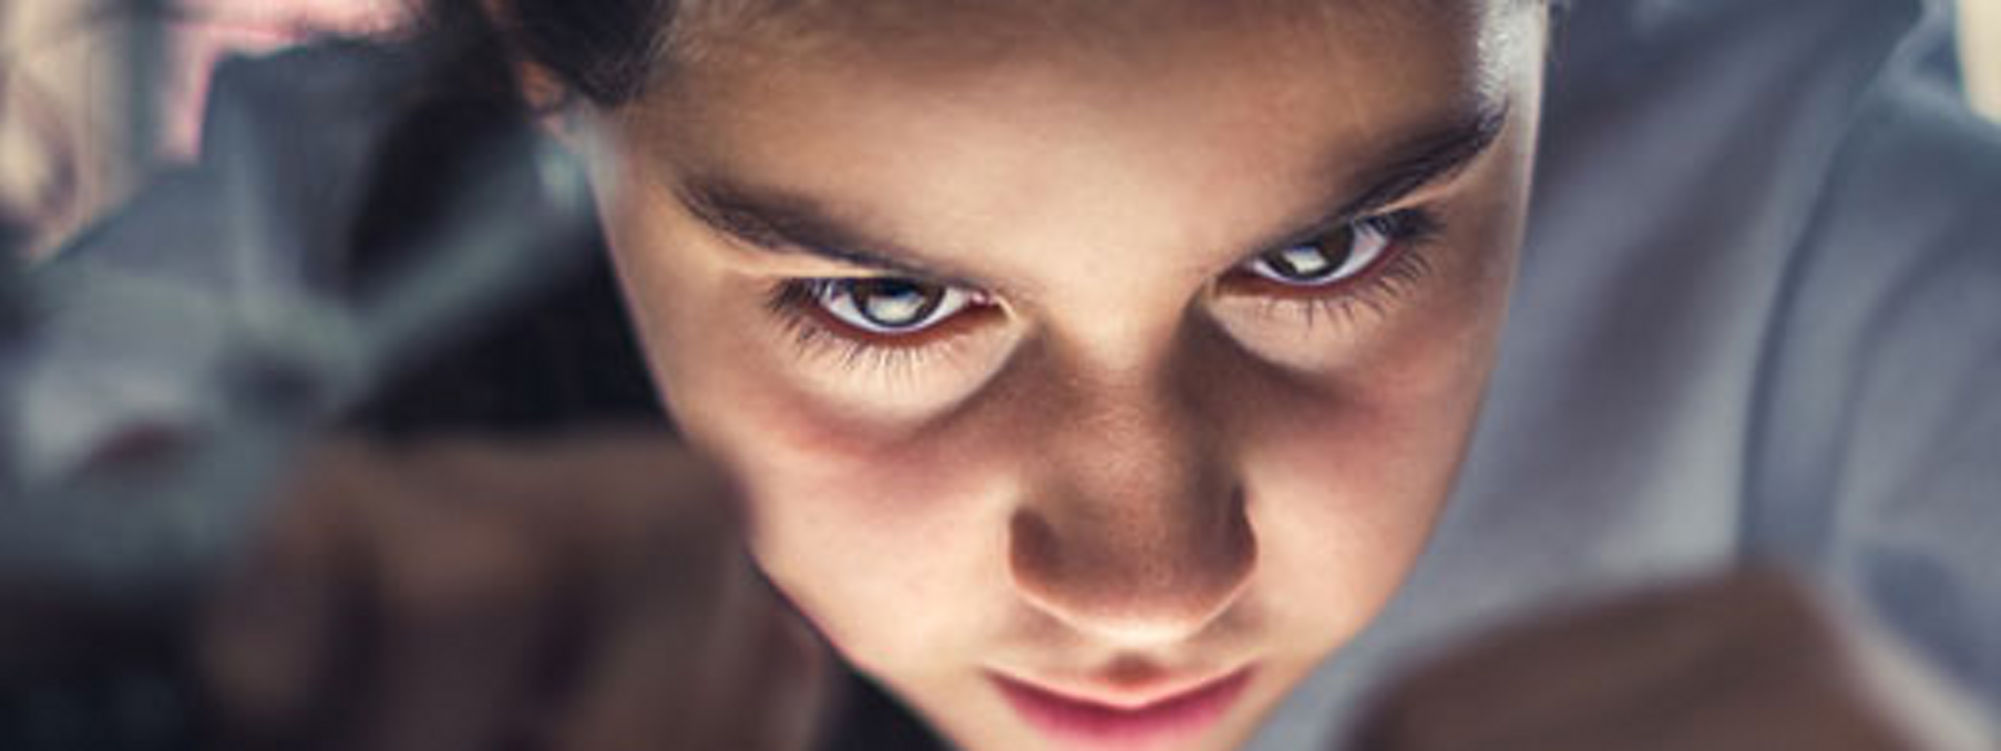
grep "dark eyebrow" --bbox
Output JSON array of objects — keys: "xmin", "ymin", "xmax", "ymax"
[
  {"xmin": 677, "ymin": 99, "xmax": 1511, "ymax": 278},
  {"xmin": 1260, "ymin": 99, "xmax": 1512, "ymax": 252},
  {"xmin": 1338, "ymin": 99, "xmax": 1512, "ymax": 218},
  {"xmin": 673, "ymin": 178, "xmax": 970, "ymax": 282}
]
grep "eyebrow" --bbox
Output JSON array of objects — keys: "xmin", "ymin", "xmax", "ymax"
[
  {"xmin": 673, "ymin": 177, "xmax": 972, "ymax": 283},
  {"xmin": 674, "ymin": 99, "xmax": 1511, "ymax": 278},
  {"xmin": 1257, "ymin": 99, "xmax": 1512, "ymax": 253},
  {"xmin": 1333, "ymin": 99, "xmax": 1512, "ymax": 220}
]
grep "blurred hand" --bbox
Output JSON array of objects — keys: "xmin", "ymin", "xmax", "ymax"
[
  {"xmin": 197, "ymin": 429, "xmax": 828, "ymax": 751},
  {"xmin": 1355, "ymin": 570, "xmax": 1981, "ymax": 751}
]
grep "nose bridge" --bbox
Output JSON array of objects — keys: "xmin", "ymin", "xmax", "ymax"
[{"xmin": 1008, "ymin": 338, "xmax": 1255, "ymax": 643}]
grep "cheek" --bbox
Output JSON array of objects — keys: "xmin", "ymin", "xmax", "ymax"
[
  {"xmin": 1239, "ymin": 393, "xmax": 1470, "ymax": 644},
  {"xmin": 586, "ymin": 155, "xmax": 1014, "ymax": 676},
  {"xmin": 680, "ymin": 372, "xmax": 1023, "ymax": 676},
  {"xmin": 1233, "ymin": 238, "xmax": 1516, "ymax": 649}
]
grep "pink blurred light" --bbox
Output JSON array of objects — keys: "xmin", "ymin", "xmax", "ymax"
[{"xmin": 161, "ymin": 0, "xmax": 412, "ymax": 160}]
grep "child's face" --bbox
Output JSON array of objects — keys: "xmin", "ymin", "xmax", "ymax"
[{"xmin": 581, "ymin": 1, "xmax": 1545, "ymax": 748}]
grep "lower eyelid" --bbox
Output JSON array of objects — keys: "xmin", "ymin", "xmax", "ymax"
[
  {"xmin": 772, "ymin": 308, "xmax": 1013, "ymax": 391},
  {"xmin": 762, "ymin": 214, "xmax": 1440, "ymax": 370},
  {"xmin": 767, "ymin": 280, "xmax": 1004, "ymax": 356},
  {"xmin": 810, "ymin": 301, "xmax": 1001, "ymax": 348},
  {"xmin": 1223, "ymin": 207, "xmax": 1444, "ymax": 297},
  {"xmin": 1216, "ymin": 243, "xmax": 1437, "ymax": 328},
  {"xmin": 1219, "ymin": 238, "xmax": 1412, "ymax": 300}
]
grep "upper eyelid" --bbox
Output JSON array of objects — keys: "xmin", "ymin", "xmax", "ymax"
[
  {"xmin": 1244, "ymin": 106, "xmax": 1506, "ymax": 261},
  {"xmin": 1236, "ymin": 204, "xmax": 1428, "ymax": 277},
  {"xmin": 744, "ymin": 235, "xmax": 996, "ymax": 292},
  {"xmin": 1262, "ymin": 208, "xmax": 1387, "ymax": 259},
  {"xmin": 686, "ymin": 100, "xmax": 1504, "ymax": 292},
  {"xmin": 798, "ymin": 245, "xmax": 985, "ymax": 287},
  {"xmin": 1334, "ymin": 102, "xmax": 1510, "ymax": 216},
  {"xmin": 674, "ymin": 179, "xmax": 999, "ymax": 290},
  {"xmin": 793, "ymin": 205, "xmax": 1429, "ymax": 306},
  {"xmin": 794, "ymin": 208, "xmax": 1420, "ymax": 310},
  {"xmin": 688, "ymin": 170, "xmax": 1477, "ymax": 295},
  {"xmin": 774, "ymin": 279, "xmax": 1005, "ymax": 354},
  {"xmin": 791, "ymin": 204, "xmax": 1420, "ymax": 283}
]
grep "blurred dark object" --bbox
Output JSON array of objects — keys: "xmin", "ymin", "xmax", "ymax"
[
  {"xmin": 0, "ymin": 15, "xmax": 946, "ymax": 747},
  {"xmin": 823, "ymin": 676, "xmax": 948, "ymax": 751}
]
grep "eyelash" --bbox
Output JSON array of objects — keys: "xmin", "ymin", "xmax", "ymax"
[
  {"xmin": 764, "ymin": 280, "xmax": 997, "ymax": 375},
  {"xmin": 763, "ymin": 206, "xmax": 1445, "ymax": 371},
  {"xmin": 1224, "ymin": 208, "xmax": 1443, "ymax": 328}
]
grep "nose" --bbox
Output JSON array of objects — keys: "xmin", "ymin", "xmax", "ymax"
[{"xmin": 1006, "ymin": 353, "xmax": 1255, "ymax": 645}]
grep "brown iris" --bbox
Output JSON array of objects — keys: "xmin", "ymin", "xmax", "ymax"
[
  {"xmin": 845, "ymin": 278, "xmax": 948, "ymax": 330},
  {"xmin": 1258, "ymin": 228, "xmax": 1356, "ymax": 283}
]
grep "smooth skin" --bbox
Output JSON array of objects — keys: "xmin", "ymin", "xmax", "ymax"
[
  {"xmin": 202, "ymin": 433, "xmax": 828, "ymax": 751},
  {"xmin": 587, "ymin": 2, "xmax": 1535, "ymax": 748},
  {"xmin": 199, "ymin": 1, "xmax": 1953, "ymax": 750}
]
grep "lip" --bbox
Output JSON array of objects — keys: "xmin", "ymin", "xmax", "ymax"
[{"xmin": 992, "ymin": 666, "xmax": 1256, "ymax": 750}]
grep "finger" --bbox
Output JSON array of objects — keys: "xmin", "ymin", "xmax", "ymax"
[
  {"xmin": 524, "ymin": 428, "xmax": 745, "ymax": 555},
  {"xmin": 1639, "ymin": 649, "xmax": 1917, "ymax": 751},
  {"xmin": 1358, "ymin": 579, "xmax": 1729, "ymax": 749},
  {"xmin": 1469, "ymin": 620, "xmax": 1911, "ymax": 751},
  {"xmin": 540, "ymin": 446, "xmax": 812, "ymax": 751},
  {"xmin": 341, "ymin": 442, "xmax": 559, "ymax": 751},
  {"xmin": 1357, "ymin": 570, "xmax": 1853, "ymax": 751},
  {"xmin": 733, "ymin": 579, "xmax": 834, "ymax": 751},
  {"xmin": 198, "ymin": 440, "xmax": 370, "ymax": 748},
  {"xmin": 657, "ymin": 557, "xmax": 825, "ymax": 751},
  {"xmin": 554, "ymin": 559, "xmax": 830, "ymax": 751},
  {"xmin": 544, "ymin": 543, "xmax": 746, "ymax": 751}
]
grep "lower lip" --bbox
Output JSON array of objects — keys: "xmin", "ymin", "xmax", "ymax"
[{"xmin": 994, "ymin": 668, "xmax": 1255, "ymax": 750}]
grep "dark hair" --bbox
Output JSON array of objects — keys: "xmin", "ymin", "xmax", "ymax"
[
  {"xmin": 416, "ymin": 0, "xmax": 674, "ymax": 109},
  {"xmin": 346, "ymin": 3, "xmax": 1567, "ymax": 746},
  {"xmin": 346, "ymin": 0, "xmax": 1576, "ymax": 434},
  {"xmin": 414, "ymin": 0, "xmax": 1573, "ymax": 112},
  {"xmin": 341, "ymin": 1, "xmax": 680, "ymax": 435}
]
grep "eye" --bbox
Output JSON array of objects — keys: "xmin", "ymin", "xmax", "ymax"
[
  {"xmin": 1240, "ymin": 212, "xmax": 1408, "ymax": 288},
  {"xmin": 809, "ymin": 277, "xmax": 984, "ymax": 335}
]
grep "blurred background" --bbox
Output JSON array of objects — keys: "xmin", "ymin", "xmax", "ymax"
[
  {"xmin": 0, "ymin": 2, "xmax": 1994, "ymax": 750},
  {"xmin": 0, "ymin": 0, "xmax": 408, "ymax": 261},
  {"xmin": 1, "ymin": 0, "xmax": 1997, "ymax": 265}
]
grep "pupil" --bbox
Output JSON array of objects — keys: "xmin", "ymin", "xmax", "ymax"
[
  {"xmin": 1269, "ymin": 229, "xmax": 1353, "ymax": 281},
  {"xmin": 852, "ymin": 279, "xmax": 943, "ymax": 328}
]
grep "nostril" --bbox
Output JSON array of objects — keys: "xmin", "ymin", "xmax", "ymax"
[{"xmin": 1007, "ymin": 492, "xmax": 1256, "ymax": 644}]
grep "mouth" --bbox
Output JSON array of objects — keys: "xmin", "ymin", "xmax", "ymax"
[{"xmin": 991, "ymin": 665, "xmax": 1256, "ymax": 750}]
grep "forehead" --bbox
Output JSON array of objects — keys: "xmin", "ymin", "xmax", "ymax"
[
  {"xmin": 665, "ymin": 0, "xmax": 1496, "ymax": 68},
  {"xmin": 644, "ymin": 0, "xmax": 1513, "ymax": 161},
  {"xmin": 615, "ymin": 0, "xmax": 1525, "ymax": 281}
]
